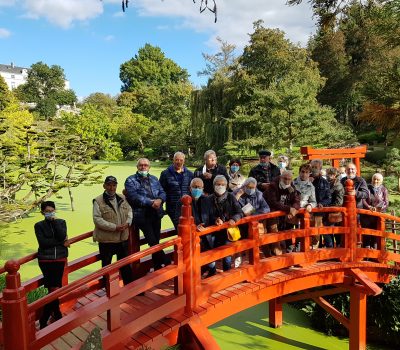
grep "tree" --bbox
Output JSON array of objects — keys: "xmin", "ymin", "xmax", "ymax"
[
  {"xmin": 14, "ymin": 61, "xmax": 77, "ymax": 119},
  {"xmin": 82, "ymin": 92, "xmax": 117, "ymax": 112},
  {"xmin": 60, "ymin": 105, "xmax": 123, "ymax": 161},
  {"xmin": 192, "ymin": 22, "xmax": 354, "ymax": 156},
  {"xmin": 198, "ymin": 37, "xmax": 238, "ymax": 79},
  {"xmin": 119, "ymin": 44, "xmax": 193, "ymax": 155},
  {"xmin": 0, "ymin": 75, "xmax": 11, "ymax": 111}
]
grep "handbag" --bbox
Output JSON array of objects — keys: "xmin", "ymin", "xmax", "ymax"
[
  {"xmin": 328, "ymin": 212, "xmax": 342, "ymax": 223},
  {"xmin": 227, "ymin": 226, "xmax": 241, "ymax": 241}
]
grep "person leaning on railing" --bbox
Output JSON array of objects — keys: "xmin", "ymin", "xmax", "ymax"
[
  {"xmin": 234, "ymin": 177, "xmax": 270, "ymax": 265},
  {"xmin": 361, "ymin": 173, "xmax": 389, "ymax": 249},
  {"xmin": 209, "ymin": 175, "xmax": 243, "ymax": 271},
  {"xmin": 326, "ymin": 167, "xmax": 345, "ymax": 247},
  {"xmin": 34, "ymin": 201, "xmax": 69, "ymax": 329},
  {"xmin": 189, "ymin": 177, "xmax": 216, "ymax": 278},
  {"xmin": 263, "ymin": 171, "xmax": 300, "ymax": 256}
]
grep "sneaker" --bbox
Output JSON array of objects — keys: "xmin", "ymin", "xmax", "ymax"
[{"xmin": 234, "ymin": 256, "xmax": 242, "ymax": 268}]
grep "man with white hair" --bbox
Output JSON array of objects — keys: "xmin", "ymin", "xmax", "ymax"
[
  {"xmin": 125, "ymin": 158, "xmax": 170, "ymax": 270},
  {"xmin": 340, "ymin": 162, "xmax": 369, "ymax": 209},
  {"xmin": 194, "ymin": 150, "xmax": 229, "ymax": 195},
  {"xmin": 160, "ymin": 152, "xmax": 193, "ymax": 228}
]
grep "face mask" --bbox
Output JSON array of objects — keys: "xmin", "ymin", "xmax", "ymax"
[
  {"xmin": 230, "ymin": 165, "xmax": 239, "ymax": 173},
  {"xmin": 311, "ymin": 169, "xmax": 320, "ymax": 176},
  {"xmin": 191, "ymin": 188, "xmax": 203, "ymax": 199},
  {"xmin": 259, "ymin": 162, "xmax": 268, "ymax": 167},
  {"xmin": 279, "ymin": 181, "xmax": 291, "ymax": 190},
  {"xmin": 214, "ymin": 185, "xmax": 226, "ymax": 195},
  {"xmin": 245, "ymin": 188, "xmax": 256, "ymax": 196},
  {"xmin": 44, "ymin": 212, "xmax": 55, "ymax": 220},
  {"xmin": 138, "ymin": 171, "xmax": 148, "ymax": 177},
  {"xmin": 278, "ymin": 162, "xmax": 287, "ymax": 169}
]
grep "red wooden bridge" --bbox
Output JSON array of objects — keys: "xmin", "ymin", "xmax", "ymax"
[{"xmin": 1, "ymin": 180, "xmax": 399, "ymax": 350}]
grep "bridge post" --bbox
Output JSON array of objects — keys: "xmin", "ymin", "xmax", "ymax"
[
  {"xmin": 1, "ymin": 260, "xmax": 30, "ymax": 350},
  {"xmin": 268, "ymin": 298, "xmax": 282, "ymax": 328},
  {"xmin": 179, "ymin": 195, "xmax": 196, "ymax": 314},
  {"xmin": 344, "ymin": 179, "xmax": 358, "ymax": 262},
  {"xmin": 349, "ymin": 288, "xmax": 367, "ymax": 350}
]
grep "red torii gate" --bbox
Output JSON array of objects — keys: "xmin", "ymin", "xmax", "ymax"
[{"xmin": 300, "ymin": 145, "xmax": 367, "ymax": 176}]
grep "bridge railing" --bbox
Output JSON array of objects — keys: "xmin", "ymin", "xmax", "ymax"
[{"xmin": 1, "ymin": 236, "xmax": 185, "ymax": 350}]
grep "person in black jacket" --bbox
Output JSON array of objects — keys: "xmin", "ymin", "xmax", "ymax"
[
  {"xmin": 190, "ymin": 177, "xmax": 216, "ymax": 277},
  {"xmin": 193, "ymin": 150, "xmax": 229, "ymax": 195},
  {"xmin": 249, "ymin": 150, "xmax": 280, "ymax": 191},
  {"xmin": 159, "ymin": 152, "xmax": 193, "ymax": 228},
  {"xmin": 310, "ymin": 159, "xmax": 332, "ymax": 248},
  {"xmin": 209, "ymin": 175, "xmax": 243, "ymax": 271},
  {"xmin": 34, "ymin": 201, "xmax": 69, "ymax": 329}
]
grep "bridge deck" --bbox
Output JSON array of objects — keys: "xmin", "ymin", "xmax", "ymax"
[{"xmin": 40, "ymin": 259, "xmax": 392, "ymax": 350}]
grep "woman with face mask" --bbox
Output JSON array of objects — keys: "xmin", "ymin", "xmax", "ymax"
[
  {"xmin": 362, "ymin": 173, "xmax": 389, "ymax": 249},
  {"xmin": 209, "ymin": 175, "xmax": 243, "ymax": 271},
  {"xmin": 228, "ymin": 158, "xmax": 246, "ymax": 191},
  {"xmin": 277, "ymin": 155, "xmax": 289, "ymax": 174},
  {"xmin": 233, "ymin": 177, "xmax": 270, "ymax": 266},
  {"xmin": 34, "ymin": 201, "xmax": 69, "ymax": 329}
]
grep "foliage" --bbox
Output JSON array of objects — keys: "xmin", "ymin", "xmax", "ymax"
[
  {"xmin": 0, "ymin": 75, "xmax": 12, "ymax": 111},
  {"xmin": 193, "ymin": 21, "xmax": 354, "ymax": 157},
  {"xmin": 82, "ymin": 92, "xmax": 117, "ymax": 113},
  {"xmin": 309, "ymin": 1, "xmax": 400, "ymax": 130},
  {"xmin": 119, "ymin": 44, "xmax": 193, "ymax": 156},
  {"xmin": 60, "ymin": 104, "xmax": 123, "ymax": 161},
  {"xmin": 0, "ymin": 98, "xmax": 104, "ymax": 220},
  {"xmin": 14, "ymin": 61, "xmax": 77, "ymax": 119}
]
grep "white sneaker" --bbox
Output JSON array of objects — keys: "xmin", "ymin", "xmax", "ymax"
[{"xmin": 234, "ymin": 256, "xmax": 242, "ymax": 268}]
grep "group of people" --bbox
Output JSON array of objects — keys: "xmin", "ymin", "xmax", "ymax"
[{"xmin": 34, "ymin": 149, "xmax": 388, "ymax": 328}]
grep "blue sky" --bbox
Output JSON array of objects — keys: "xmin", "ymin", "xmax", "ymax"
[{"xmin": 0, "ymin": 0, "xmax": 315, "ymax": 99}]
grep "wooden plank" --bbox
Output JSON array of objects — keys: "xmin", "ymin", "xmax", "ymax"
[
  {"xmin": 49, "ymin": 337, "xmax": 71, "ymax": 350},
  {"xmin": 60, "ymin": 332, "xmax": 82, "ymax": 348},
  {"xmin": 70, "ymin": 326, "xmax": 90, "ymax": 342}
]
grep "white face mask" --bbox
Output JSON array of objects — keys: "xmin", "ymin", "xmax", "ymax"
[
  {"xmin": 214, "ymin": 185, "xmax": 226, "ymax": 195},
  {"xmin": 279, "ymin": 181, "xmax": 291, "ymax": 190}
]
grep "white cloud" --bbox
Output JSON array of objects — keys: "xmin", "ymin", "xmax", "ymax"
[
  {"xmin": 0, "ymin": 28, "xmax": 11, "ymax": 38},
  {"xmin": 104, "ymin": 34, "xmax": 115, "ymax": 41},
  {"xmin": 0, "ymin": 0, "xmax": 16, "ymax": 6},
  {"xmin": 22, "ymin": 0, "xmax": 104, "ymax": 28},
  {"xmin": 131, "ymin": 0, "xmax": 316, "ymax": 49}
]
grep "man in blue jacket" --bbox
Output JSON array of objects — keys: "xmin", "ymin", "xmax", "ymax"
[
  {"xmin": 160, "ymin": 152, "xmax": 193, "ymax": 229},
  {"xmin": 124, "ymin": 158, "xmax": 170, "ymax": 270}
]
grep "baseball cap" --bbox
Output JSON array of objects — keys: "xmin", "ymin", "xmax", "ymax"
[{"xmin": 104, "ymin": 176, "xmax": 118, "ymax": 184}]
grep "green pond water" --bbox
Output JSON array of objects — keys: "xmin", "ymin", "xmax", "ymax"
[{"xmin": 0, "ymin": 161, "xmax": 389, "ymax": 350}]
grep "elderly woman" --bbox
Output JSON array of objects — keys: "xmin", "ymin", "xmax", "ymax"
[
  {"xmin": 234, "ymin": 177, "xmax": 270, "ymax": 266},
  {"xmin": 293, "ymin": 164, "xmax": 317, "ymax": 213},
  {"xmin": 277, "ymin": 155, "xmax": 289, "ymax": 174},
  {"xmin": 228, "ymin": 158, "xmax": 246, "ymax": 191},
  {"xmin": 362, "ymin": 173, "xmax": 389, "ymax": 248},
  {"xmin": 209, "ymin": 175, "xmax": 243, "ymax": 271}
]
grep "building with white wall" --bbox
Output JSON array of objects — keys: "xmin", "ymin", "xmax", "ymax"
[
  {"xmin": 0, "ymin": 62, "xmax": 70, "ymax": 91},
  {"xmin": 0, "ymin": 63, "xmax": 28, "ymax": 90}
]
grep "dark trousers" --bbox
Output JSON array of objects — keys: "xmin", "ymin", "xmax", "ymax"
[
  {"xmin": 136, "ymin": 214, "xmax": 170, "ymax": 270},
  {"xmin": 213, "ymin": 230, "xmax": 232, "ymax": 271},
  {"xmin": 38, "ymin": 261, "xmax": 64, "ymax": 328},
  {"xmin": 99, "ymin": 241, "xmax": 133, "ymax": 285}
]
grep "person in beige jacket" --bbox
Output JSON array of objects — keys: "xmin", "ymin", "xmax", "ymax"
[{"xmin": 93, "ymin": 175, "xmax": 133, "ymax": 285}]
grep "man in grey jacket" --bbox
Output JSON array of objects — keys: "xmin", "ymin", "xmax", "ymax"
[{"xmin": 93, "ymin": 175, "xmax": 133, "ymax": 285}]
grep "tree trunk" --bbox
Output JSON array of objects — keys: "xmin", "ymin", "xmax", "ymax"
[{"xmin": 68, "ymin": 187, "xmax": 75, "ymax": 211}]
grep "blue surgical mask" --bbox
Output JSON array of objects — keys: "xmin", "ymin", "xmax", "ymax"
[
  {"xmin": 138, "ymin": 171, "xmax": 148, "ymax": 177},
  {"xmin": 278, "ymin": 162, "xmax": 287, "ymax": 169},
  {"xmin": 191, "ymin": 188, "xmax": 203, "ymax": 199},
  {"xmin": 245, "ymin": 188, "xmax": 256, "ymax": 196},
  {"xmin": 259, "ymin": 162, "xmax": 268, "ymax": 167},
  {"xmin": 44, "ymin": 212, "xmax": 56, "ymax": 220},
  {"xmin": 230, "ymin": 165, "xmax": 239, "ymax": 173}
]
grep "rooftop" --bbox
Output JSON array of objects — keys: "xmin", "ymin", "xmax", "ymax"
[{"xmin": 0, "ymin": 63, "xmax": 28, "ymax": 74}]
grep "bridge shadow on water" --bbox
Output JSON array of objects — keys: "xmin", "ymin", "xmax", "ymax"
[{"xmin": 210, "ymin": 303, "xmax": 348, "ymax": 350}]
